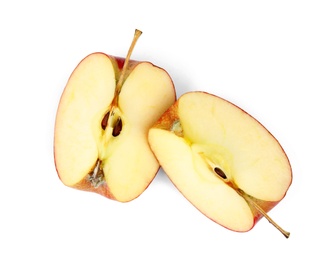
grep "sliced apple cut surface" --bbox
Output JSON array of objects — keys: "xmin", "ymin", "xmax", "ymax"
[
  {"xmin": 54, "ymin": 30, "xmax": 176, "ymax": 202},
  {"xmin": 148, "ymin": 91, "xmax": 292, "ymax": 235},
  {"xmin": 54, "ymin": 53, "xmax": 116, "ymax": 188}
]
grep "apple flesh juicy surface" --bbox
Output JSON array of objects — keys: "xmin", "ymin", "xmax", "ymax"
[
  {"xmin": 54, "ymin": 53, "xmax": 175, "ymax": 202},
  {"xmin": 148, "ymin": 92, "xmax": 292, "ymax": 233}
]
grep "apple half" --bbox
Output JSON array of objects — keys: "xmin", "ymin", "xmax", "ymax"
[
  {"xmin": 54, "ymin": 30, "xmax": 176, "ymax": 202},
  {"xmin": 148, "ymin": 91, "xmax": 292, "ymax": 237}
]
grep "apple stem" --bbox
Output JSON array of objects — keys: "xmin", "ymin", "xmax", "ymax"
[
  {"xmin": 237, "ymin": 189, "xmax": 290, "ymax": 238},
  {"xmin": 113, "ymin": 29, "xmax": 142, "ymax": 107}
]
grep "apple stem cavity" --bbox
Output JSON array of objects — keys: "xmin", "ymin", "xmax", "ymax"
[{"xmin": 236, "ymin": 189, "xmax": 290, "ymax": 238}]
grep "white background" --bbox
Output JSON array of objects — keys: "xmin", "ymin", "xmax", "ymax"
[{"xmin": 1, "ymin": 1, "xmax": 332, "ymax": 259}]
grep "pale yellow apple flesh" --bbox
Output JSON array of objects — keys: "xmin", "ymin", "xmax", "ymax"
[
  {"xmin": 54, "ymin": 31, "xmax": 176, "ymax": 202},
  {"xmin": 148, "ymin": 92, "xmax": 292, "ymax": 236}
]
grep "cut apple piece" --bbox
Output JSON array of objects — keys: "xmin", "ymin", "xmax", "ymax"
[
  {"xmin": 54, "ymin": 30, "xmax": 176, "ymax": 202},
  {"xmin": 148, "ymin": 91, "xmax": 292, "ymax": 237}
]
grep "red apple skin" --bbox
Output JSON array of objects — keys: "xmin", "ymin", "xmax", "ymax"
[
  {"xmin": 114, "ymin": 56, "xmax": 126, "ymax": 69},
  {"xmin": 151, "ymin": 91, "xmax": 292, "ymax": 232},
  {"xmin": 54, "ymin": 53, "xmax": 176, "ymax": 201}
]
